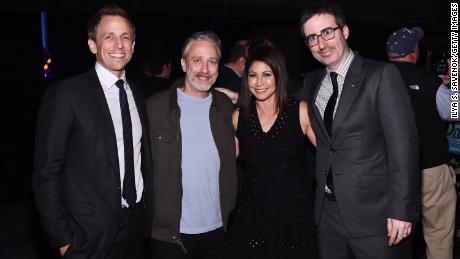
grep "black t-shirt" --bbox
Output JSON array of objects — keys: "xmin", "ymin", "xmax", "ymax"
[{"xmin": 392, "ymin": 61, "xmax": 449, "ymax": 169}]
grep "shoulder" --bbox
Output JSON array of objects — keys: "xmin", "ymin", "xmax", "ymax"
[
  {"xmin": 304, "ymin": 68, "xmax": 325, "ymax": 81},
  {"xmin": 359, "ymin": 57, "xmax": 394, "ymax": 71},
  {"xmin": 41, "ymin": 71, "xmax": 92, "ymax": 100},
  {"xmin": 353, "ymin": 57, "xmax": 403, "ymax": 82},
  {"xmin": 393, "ymin": 62, "xmax": 442, "ymax": 85},
  {"xmin": 298, "ymin": 99, "xmax": 308, "ymax": 111},
  {"xmin": 213, "ymin": 89, "xmax": 234, "ymax": 112},
  {"xmin": 146, "ymin": 88, "xmax": 172, "ymax": 108}
]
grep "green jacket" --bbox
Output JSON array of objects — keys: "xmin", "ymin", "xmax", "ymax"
[{"xmin": 145, "ymin": 78, "xmax": 237, "ymax": 250}]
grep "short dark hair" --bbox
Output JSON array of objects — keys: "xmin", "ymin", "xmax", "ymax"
[
  {"xmin": 240, "ymin": 43, "xmax": 288, "ymax": 117},
  {"xmin": 227, "ymin": 40, "xmax": 248, "ymax": 63},
  {"xmin": 87, "ymin": 4, "xmax": 135, "ymax": 41},
  {"xmin": 140, "ymin": 54, "xmax": 171, "ymax": 75},
  {"xmin": 299, "ymin": 1, "xmax": 347, "ymax": 38},
  {"xmin": 181, "ymin": 31, "xmax": 222, "ymax": 60}
]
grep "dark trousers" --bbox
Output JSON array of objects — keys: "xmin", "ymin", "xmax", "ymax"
[
  {"xmin": 63, "ymin": 202, "xmax": 145, "ymax": 259},
  {"xmin": 151, "ymin": 227, "xmax": 225, "ymax": 259},
  {"xmin": 318, "ymin": 197, "xmax": 412, "ymax": 259},
  {"xmin": 106, "ymin": 202, "xmax": 145, "ymax": 259}
]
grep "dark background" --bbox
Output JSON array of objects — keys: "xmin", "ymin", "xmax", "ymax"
[{"xmin": 0, "ymin": 0, "xmax": 453, "ymax": 258}]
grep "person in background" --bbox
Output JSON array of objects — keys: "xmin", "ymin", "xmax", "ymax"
[
  {"xmin": 134, "ymin": 49, "xmax": 172, "ymax": 98},
  {"xmin": 215, "ymin": 39, "xmax": 248, "ymax": 93},
  {"xmin": 387, "ymin": 27, "xmax": 457, "ymax": 259},
  {"xmin": 435, "ymin": 58, "xmax": 457, "ymax": 121}
]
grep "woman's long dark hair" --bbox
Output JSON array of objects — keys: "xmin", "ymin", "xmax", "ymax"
[{"xmin": 240, "ymin": 42, "xmax": 289, "ymax": 118}]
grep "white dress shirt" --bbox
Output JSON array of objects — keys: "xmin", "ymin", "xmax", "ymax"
[{"xmin": 95, "ymin": 63, "xmax": 144, "ymax": 207}]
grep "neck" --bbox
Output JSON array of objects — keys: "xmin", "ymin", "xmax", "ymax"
[
  {"xmin": 328, "ymin": 48, "xmax": 350, "ymax": 71},
  {"xmin": 388, "ymin": 56, "xmax": 416, "ymax": 64},
  {"xmin": 255, "ymin": 95, "xmax": 277, "ymax": 115},
  {"xmin": 226, "ymin": 63, "xmax": 242, "ymax": 77},
  {"xmin": 181, "ymin": 85, "xmax": 209, "ymax": 99}
]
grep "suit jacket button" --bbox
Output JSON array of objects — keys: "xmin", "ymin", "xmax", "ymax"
[{"xmin": 323, "ymin": 170, "xmax": 327, "ymax": 175}]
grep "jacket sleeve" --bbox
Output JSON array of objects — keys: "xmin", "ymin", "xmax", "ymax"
[
  {"xmin": 31, "ymin": 82, "xmax": 75, "ymax": 248},
  {"xmin": 377, "ymin": 63, "xmax": 420, "ymax": 222}
]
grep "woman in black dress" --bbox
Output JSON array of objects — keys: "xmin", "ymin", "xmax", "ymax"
[{"xmin": 226, "ymin": 43, "xmax": 317, "ymax": 259}]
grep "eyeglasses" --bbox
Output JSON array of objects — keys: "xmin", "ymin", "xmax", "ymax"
[{"xmin": 304, "ymin": 27, "xmax": 340, "ymax": 47}]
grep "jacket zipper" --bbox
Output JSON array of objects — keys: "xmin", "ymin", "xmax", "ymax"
[
  {"xmin": 173, "ymin": 108, "xmax": 187, "ymax": 254},
  {"xmin": 172, "ymin": 235, "xmax": 188, "ymax": 253}
]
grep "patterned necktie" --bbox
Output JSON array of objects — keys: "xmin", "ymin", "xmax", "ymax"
[
  {"xmin": 324, "ymin": 72, "xmax": 339, "ymax": 137},
  {"xmin": 115, "ymin": 79, "xmax": 136, "ymax": 207}
]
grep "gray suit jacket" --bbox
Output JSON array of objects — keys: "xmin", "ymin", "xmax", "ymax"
[{"xmin": 297, "ymin": 54, "xmax": 420, "ymax": 237}]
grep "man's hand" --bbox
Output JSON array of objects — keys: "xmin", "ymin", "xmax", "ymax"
[
  {"xmin": 214, "ymin": 87, "xmax": 238, "ymax": 104},
  {"xmin": 387, "ymin": 218, "xmax": 412, "ymax": 246},
  {"xmin": 59, "ymin": 244, "xmax": 70, "ymax": 256},
  {"xmin": 438, "ymin": 58, "xmax": 451, "ymax": 86},
  {"xmin": 439, "ymin": 74, "xmax": 451, "ymax": 86}
]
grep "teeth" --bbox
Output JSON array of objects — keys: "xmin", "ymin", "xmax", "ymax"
[{"xmin": 110, "ymin": 53, "xmax": 125, "ymax": 58}]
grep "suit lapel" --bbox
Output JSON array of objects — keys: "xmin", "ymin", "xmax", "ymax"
[
  {"xmin": 86, "ymin": 69, "xmax": 121, "ymax": 186},
  {"xmin": 128, "ymin": 79, "xmax": 150, "ymax": 179},
  {"xmin": 331, "ymin": 55, "xmax": 364, "ymax": 143},
  {"xmin": 310, "ymin": 70, "xmax": 331, "ymax": 141}
]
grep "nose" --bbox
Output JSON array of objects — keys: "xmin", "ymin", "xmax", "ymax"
[
  {"xmin": 114, "ymin": 37, "xmax": 123, "ymax": 48},
  {"xmin": 317, "ymin": 36, "xmax": 326, "ymax": 50},
  {"xmin": 256, "ymin": 75, "xmax": 264, "ymax": 86},
  {"xmin": 200, "ymin": 62, "xmax": 209, "ymax": 73}
]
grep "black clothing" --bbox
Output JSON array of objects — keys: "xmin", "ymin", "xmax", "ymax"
[
  {"xmin": 318, "ymin": 199, "xmax": 413, "ymax": 259},
  {"xmin": 32, "ymin": 69, "xmax": 153, "ymax": 259},
  {"xmin": 134, "ymin": 70, "xmax": 171, "ymax": 98},
  {"xmin": 226, "ymin": 99, "xmax": 316, "ymax": 259},
  {"xmin": 215, "ymin": 65, "xmax": 242, "ymax": 93},
  {"xmin": 151, "ymin": 228, "xmax": 225, "ymax": 259},
  {"xmin": 391, "ymin": 61, "xmax": 449, "ymax": 169}
]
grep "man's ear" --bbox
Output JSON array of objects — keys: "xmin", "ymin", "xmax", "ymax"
[
  {"xmin": 181, "ymin": 58, "xmax": 187, "ymax": 72},
  {"xmin": 342, "ymin": 25, "xmax": 350, "ymax": 40},
  {"xmin": 238, "ymin": 57, "xmax": 246, "ymax": 66},
  {"xmin": 88, "ymin": 39, "xmax": 97, "ymax": 54}
]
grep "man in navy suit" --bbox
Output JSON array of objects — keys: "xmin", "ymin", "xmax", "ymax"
[{"xmin": 32, "ymin": 4, "xmax": 152, "ymax": 258}]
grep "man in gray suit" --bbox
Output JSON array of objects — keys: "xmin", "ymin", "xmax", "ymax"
[{"xmin": 297, "ymin": 2, "xmax": 419, "ymax": 259}]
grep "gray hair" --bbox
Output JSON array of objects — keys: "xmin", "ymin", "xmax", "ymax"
[{"xmin": 181, "ymin": 31, "xmax": 222, "ymax": 60}]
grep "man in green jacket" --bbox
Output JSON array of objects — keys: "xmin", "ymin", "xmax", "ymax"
[{"xmin": 146, "ymin": 31, "xmax": 237, "ymax": 259}]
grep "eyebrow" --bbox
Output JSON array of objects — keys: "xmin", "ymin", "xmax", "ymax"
[{"xmin": 306, "ymin": 26, "xmax": 337, "ymax": 37}]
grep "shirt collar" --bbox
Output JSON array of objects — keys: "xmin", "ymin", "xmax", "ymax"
[
  {"xmin": 95, "ymin": 62, "xmax": 127, "ymax": 90},
  {"xmin": 225, "ymin": 64, "xmax": 242, "ymax": 78},
  {"xmin": 326, "ymin": 49, "xmax": 354, "ymax": 79}
]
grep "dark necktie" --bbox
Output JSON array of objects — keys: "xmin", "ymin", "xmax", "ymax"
[
  {"xmin": 324, "ymin": 72, "xmax": 339, "ymax": 137},
  {"xmin": 324, "ymin": 72, "xmax": 339, "ymax": 195},
  {"xmin": 115, "ymin": 79, "xmax": 136, "ymax": 207}
]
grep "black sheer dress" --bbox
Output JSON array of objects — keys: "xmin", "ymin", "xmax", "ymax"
[{"xmin": 226, "ymin": 98, "xmax": 317, "ymax": 259}]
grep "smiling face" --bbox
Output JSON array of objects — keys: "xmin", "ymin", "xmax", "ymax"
[
  {"xmin": 181, "ymin": 40, "xmax": 219, "ymax": 98},
  {"xmin": 88, "ymin": 15, "xmax": 134, "ymax": 77},
  {"xmin": 302, "ymin": 13, "xmax": 349, "ymax": 70},
  {"xmin": 247, "ymin": 61, "xmax": 276, "ymax": 102}
]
